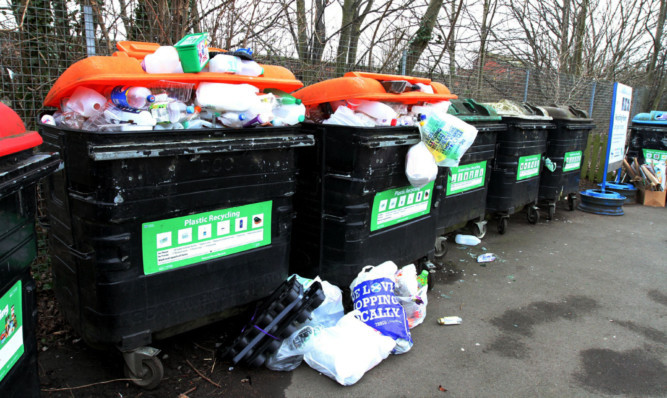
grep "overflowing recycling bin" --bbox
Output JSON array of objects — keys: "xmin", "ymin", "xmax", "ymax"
[
  {"xmin": 0, "ymin": 103, "xmax": 60, "ymax": 398},
  {"xmin": 289, "ymin": 72, "xmax": 457, "ymax": 289},
  {"xmin": 38, "ymin": 43, "xmax": 313, "ymax": 389},
  {"xmin": 538, "ymin": 106, "xmax": 595, "ymax": 217},
  {"xmin": 433, "ymin": 99, "xmax": 504, "ymax": 254},
  {"xmin": 484, "ymin": 100, "xmax": 553, "ymax": 234},
  {"xmin": 627, "ymin": 111, "xmax": 667, "ymax": 164}
]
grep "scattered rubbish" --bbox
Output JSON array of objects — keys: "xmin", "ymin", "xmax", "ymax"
[
  {"xmin": 440, "ymin": 294, "xmax": 451, "ymax": 299},
  {"xmin": 437, "ymin": 316, "xmax": 462, "ymax": 325},
  {"xmin": 477, "ymin": 253, "xmax": 497, "ymax": 263},
  {"xmin": 507, "ymin": 275, "xmax": 515, "ymax": 281},
  {"xmin": 455, "ymin": 234, "xmax": 481, "ymax": 246},
  {"xmin": 439, "ymin": 385, "xmax": 448, "ymax": 392}
]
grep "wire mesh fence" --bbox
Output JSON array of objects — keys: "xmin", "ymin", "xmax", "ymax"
[{"xmin": 0, "ymin": 0, "xmax": 635, "ymax": 181}]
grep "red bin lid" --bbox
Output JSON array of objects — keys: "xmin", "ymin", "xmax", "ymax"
[{"xmin": 0, "ymin": 102, "xmax": 43, "ymax": 157}]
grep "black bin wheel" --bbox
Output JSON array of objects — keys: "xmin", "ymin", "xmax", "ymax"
[
  {"xmin": 568, "ymin": 194, "xmax": 576, "ymax": 211},
  {"xmin": 434, "ymin": 236, "xmax": 448, "ymax": 258},
  {"xmin": 497, "ymin": 218, "xmax": 508, "ymax": 234},
  {"xmin": 527, "ymin": 207, "xmax": 540, "ymax": 224},
  {"xmin": 547, "ymin": 204, "xmax": 555, "ymax": 220},
  {"xmin": 124, "ymin": 356, "xmax": 164, "ymax": 390}
]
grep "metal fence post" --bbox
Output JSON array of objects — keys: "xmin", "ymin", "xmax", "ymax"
[
  {"xmin": 523, "ymin": 69, "xmax": 530, "ymax": 102},
  {"xmin": 84, "ymin": 5, "xmax": 96, "ymax": 57},
  {"xmin": 401, "ymin": 50, "xmax": 407, "ymax": 76},
  {"xmin": 589, "ymin": 81, "xmax": 597, "ymax": 116}
]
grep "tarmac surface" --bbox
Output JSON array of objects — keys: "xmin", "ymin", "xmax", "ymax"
[{"xmin": 38, "ymin": 202, "xmax": 667, "ymax": 397}]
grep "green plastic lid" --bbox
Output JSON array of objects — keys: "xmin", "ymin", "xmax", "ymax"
[
  {"xmin": 540, "ymin": 105, "xmax": 592, "ymax": 122},
  {"xmin": 447, "ymin": 99, "xmax": 501, "ymax": 122},
  {"xmin": 483, "ymin": 99, "xmax": 552, "ymax": 120}
]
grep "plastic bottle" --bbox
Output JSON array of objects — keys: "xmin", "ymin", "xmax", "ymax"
[
  {"xmin": 208, "ymin": 54, "xmax": 241, "ymax": 73},
  {"xmin": 183, "ymin": 119, "xmax": 214, "ymax": 129},
  {"xmin": 195, "ymin": 83, "xmax": 259, "ymax": 112},
  {"xmin": 109, "ymin": 86, "xmax": 155, "ymax": 110},
  {"xmin": 142, "ymin": 46, "xmax": 184, "ymax": 74},
  {"xmin": 218, "ymin": 112, "xmax": 247, "ymax": 128},
  {"xmin": 417, "ymin": 270, "xmax": 429, "ymax": 288},
  {"xmin": 243, "ymin": 114, "xmax": 271, "ymax": 127},
  {"xmin": 62, "ymin": 86, "xmax": 107, "ymax": 117},
  {"xmin": 454, "ymin": 234, "xmax": 481, "ymax": 246},
  {"xmin": 104, "ymin": 105, "xmax": 156, "ymax": 126},
  {"xmin": 263, "ymin": 89, "xmax": 302, "ymax": 105},
  {"xmin": 356, "ymin": 100, "xmax": 398, "ymax": 122},
  {"xmin": 272, "ymin": 103, "xmax": 306, "ymax": 126},
  {"xmin": 238, "ymin": 59, "xmax": 263, "ymax": 76}
]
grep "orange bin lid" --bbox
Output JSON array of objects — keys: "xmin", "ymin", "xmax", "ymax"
[
  {"xmin": 44, "ymin": 52, "xmax": 303, "ymax": 108},
  {"xmin": 0, "ymin": 102, "xmax": 43, "ymax": 157},
  {"xmin": 292, "ymin": 71, "xmax": 457, "ymax": 105}
]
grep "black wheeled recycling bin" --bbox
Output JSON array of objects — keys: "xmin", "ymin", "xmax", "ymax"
[
  {"xmin": 627, "ymin": 111, "xmax": 667, "ymax": 165},
  {"xmin": 484, "ymin": 100, "xmax": 554, "ymax": 234},
  {"xmin": 434, "ymin": 99, "xmax": 504, "ymax": 254},
  {"xmin": 39, "ymin": 53, "xmax": 313, "ymax": 389},
  {"xmin": 0, "ymin": 103, "xmax": 59, "ymax": 398},
  {"xmin": 290, "ymin": 72, "xmax": 457, "ymax": 289},
  {"xmin": 538, "ymin": 106, "xmax": 595, "ymax": 217}
]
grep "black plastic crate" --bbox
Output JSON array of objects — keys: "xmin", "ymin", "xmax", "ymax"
[
  {"xmin": 38, "ymin": 122, "xmax": 314, "ymax": 351},
  {"xmin": 291, "ymin": 123, "xmax": 437, "ymax": 289}
]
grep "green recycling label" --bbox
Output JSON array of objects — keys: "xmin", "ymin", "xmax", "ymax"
[
  {"xmin": 142, "ymin": 201, "xmax": 272, "ymax": 275},
  {"xmin": 563, "ymin": 151, "xmax": 583, "ymax": 172},
  {"xmin": 517, "ymin": 154, "xmax": 541, "ymax": 181},
  {"xmin": 446, "ymin": 161, "xmax": 487, "ymax": 195},
  {"xmin": 643, "ymin": 149, "xmax": 667, "ymax": 163},
  {"xmin": 0, "ymin": 280, "xmax": 24, "ymax": 383},
  {"xmin": 370, "ymin": 182, "xmax": 434, "ymax": 232}
]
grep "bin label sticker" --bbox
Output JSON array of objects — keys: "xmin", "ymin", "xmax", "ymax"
[
  {"xmin": 563, "ymin": 151, "xmax": 583, "ymax": 172},
  {"xmin": 517, "ymin": 154, "xmax": 541, "ymax": 180},
  {"xmin": 643, "ymin": 149, "xmax": 667, "ymax": 163},
  {"xmin": 446, "ymin": 161, "xmax": 487, "ymax": 195},
  {"xmin": 371, "ymin": 182, "xmax": 433, "ymax": 232},
  {"xmin": 141, "ymin": 201, "xmax": 272, "ymax": 275},
  {"xmin": 0, "ymin": 280, "xmax": 24, "ymax": 383}
]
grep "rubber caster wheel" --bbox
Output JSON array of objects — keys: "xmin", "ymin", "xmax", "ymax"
[
  {"xmin": 497, "ymin": 218, "xmax": 508, "ymax": 234},
  {"xmin": 434, "ymin": 236, "xmax": 448, "ymax": 258},
  {"xmin": 527, "ymin": 207, "xmax": 540, "ymax": 224},
  {"xmin": 568, "ymin": 194, "xmax": 576, "ymax": 211},
  {"xmin": 546, "ymin": 204, "xmax": 555, "ymax": 220},
  {"xmin": 471, "ymin": 222, "xmax": 487, "ymax": 239},
  {"xmin": 124, "ymin": 356, "xmax": 164, "ymax": 390}
]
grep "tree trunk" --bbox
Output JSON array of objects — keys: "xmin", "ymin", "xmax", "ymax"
[{"xmin": 404, "ymin": 0, "xmax": 444, "ymax": 74}]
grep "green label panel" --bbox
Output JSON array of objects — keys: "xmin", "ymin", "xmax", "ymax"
[
  {"xmin": 370, "ymin": 182, "xmax": 434, "ymax": 232},
  {"xmin": 142, "ymin": 201, "xmax": 272, "ymax": 275},
  {"xmin": 643, "ymin": 149, "xmax": 667, "ymax": 163},
  {"xmin": 0, "ymin": 280, "xmax": 24, "ymax": 383},
  {"xmin": 563, "ymin": 151, "xmax": 583, "ymax": 172},
  {"xmin": 446, "ymin": 161, "xmax": 487, "ymax": 195},
  {"xmin": 517, "ymin": 154, "xmax": 541, "ymax": 181}
]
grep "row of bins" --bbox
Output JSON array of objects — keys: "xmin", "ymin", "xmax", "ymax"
[{"xmin": 15, "ymin": 46, "xmax": 597, "ymax": 391}]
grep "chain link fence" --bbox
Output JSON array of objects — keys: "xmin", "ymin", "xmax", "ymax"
[{"xmin": 0, "ymin": 1, "xmax": 641, "ymax": 181}]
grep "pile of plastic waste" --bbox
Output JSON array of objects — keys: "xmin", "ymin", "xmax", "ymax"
[
  {"xmin": 220, "ymin": 261, "xmax": 430, "ymax": 386},
  {"xmin": 43, "ymin": 44, "xmax": 305, "ymax": 132}
]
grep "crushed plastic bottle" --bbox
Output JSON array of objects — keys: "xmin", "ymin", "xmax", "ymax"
[
  {"xmin": 477, "ymin": 253, "xmax": 497, "ymax": 263},
  {"xmin": 109, "ymin": 86, "xmax": 155, "ymax": 110},
  {"xmin": 455, "ymin": 234, "xmax": 481, "ymax": 246}
]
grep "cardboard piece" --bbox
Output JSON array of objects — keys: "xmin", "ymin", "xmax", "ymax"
[{"xmin": 638, "ymin": 188, "xmax": 666, "ymax": 207}]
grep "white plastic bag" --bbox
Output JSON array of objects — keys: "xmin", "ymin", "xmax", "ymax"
[
  {"xmin": 303, "ymin": 311, "xmax": 396, "ymax": 386},
  {"xmin": 405, "ymin": 142, "xmax": 439, "ymax": 188},
  {"xmin": 265, "ymin": 324, "xmax": 323, "ymax": 372},
  {"xmin": 394, "ymin": 264, "xmax": 428, "ymax": 328},
  {"xmin": 349, "ymin": 261, "xmax": 413, "ymax": 354},
  {"xmin": 420, "ymin": 112, "xmax": 478, "ymax": 167},
  {"xmin": 292, "ymin": 275, "xmax": 344, "ymax": 327}
]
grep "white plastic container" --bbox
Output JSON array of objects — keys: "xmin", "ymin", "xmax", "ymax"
[
  {"xmin": 142, "ymin": 46, "xmax": 184, "ymax": 74},
  {"xmin": 63, "ymin": 86, "xmax": 107, "ymax": 117},
  {"xmin": 239, "ymin": 60, "xmax": 263, "ymax": 76},
  {"xmin": 454, "ymin": 234, "xmax": 481, "ymax": 246},
  {"xmin": 356, "ymin": 100, "xmax": 398, "ymax": 124},
  {"xmin": 195, "ymin": 83, "xmax": 259, "ymax": 112},
  {"xmin": 272, "ymin": 103, "xmax": 306, "ymax": 126},
  {"xmin": 208, "ymin": 54, "xmax": 241, "ymax": 73}
]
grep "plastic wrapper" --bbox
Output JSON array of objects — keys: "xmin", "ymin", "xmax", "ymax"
[{"xmin": 405, "ymin": 142, "xmax": 438, "ymax": 188}]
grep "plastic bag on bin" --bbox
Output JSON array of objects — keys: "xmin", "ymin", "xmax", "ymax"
[
  {"xmin": 405, "ymin": 141, "xmax": 438, "ymax": 188},
  {"xmin": 303, "ymin": 311, "xmax": 395, "ymax": 386},
  {"xmin": 349, "ymin": 261, "xmax": 413, "ymax": 354},
  {"xmin": 420, "ymin": 112, "xmax": 478, "ymax": 167}
]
